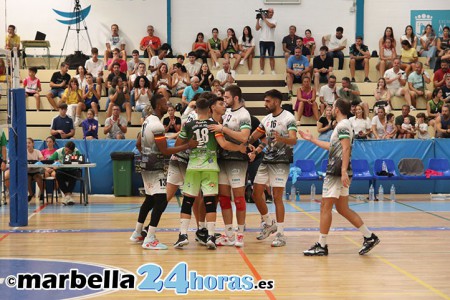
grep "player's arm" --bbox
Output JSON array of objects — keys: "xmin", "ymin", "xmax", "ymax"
[
  {"xmin": 340, "ymin": 136, "xmax": 351, "ymax": 188},
  {"xmin": 247, "ymin": 126, "xmax": 265, "ymax": 145},
  {"xmin": 273, "ymin": 129, "xmax": 297, "ymax": 145},
  {"xmin": 155, "ymin": 133, "xmax": 192, "ymax": 155},
  {"xmin": 298, "ymin": 129, "xmax": 330, "ymax": 150},
  {"xmin": 215, "ymin": 132, "xmax": 246, "ymax": 153}
]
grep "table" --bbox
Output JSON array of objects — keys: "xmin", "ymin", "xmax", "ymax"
[{"xmin": 21, "ymin": 40, "xmax": 51, "ymax": 69}]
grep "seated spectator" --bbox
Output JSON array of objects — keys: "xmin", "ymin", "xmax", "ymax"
[
  {"xmin": 337, "ymin": 77, "xmax": 369, "ymax": 116},
  {"xmin": 84, "ymin": 47, "xmax": 104, "ymax": 87},
  {"xmin": 378, "ymin": 27, "xmax": 397, "ymax": 54},
  {"xmin": 23, "ymin": 67, "xmax": 41, "ymax": 111},
  {"xmin": 373, "ymin": 78, "xmax": 392, "ymax": 113},
  {"xmin": 408, "ymin": 62, "xmax": 432, "ymax": 105},
  {"xmin": 322, "ymin": 26, "xmax": 347, "ymax": 70},
  {"xmin": 313, "ymin": 46, "xmax": 333, "ymax": 93},
  {"xmin": 398, "ymin": 116, "xmax": 415, "ymax": 139},
  {"xmin": 395, "ymin": 104, "xmax": 416, "ymax": 138},
  {"xmin": 107, "ymin": 62, "xmax": 127, "ymax": 89},
  {"xmin": 129, "ymin": 62, "xmax": 152, "ymax": 97},
  {"xmin": 349, "ymin": 104, "xmax": 371, "ymax": 139},
  {"xmin": 106, "ymin": 76, "xmax": 132, "ymax": 125},
  {"xmin": 185, "ymin": 51, "xmax": 202, "ymax": 78},
  {"xmin": 295, "ymin": 76, "xmax": 319, "ymax": 124},
  {"xmin": 222, "ymin": 28, "xmax": 241, "ymax": 71},
  {"xmin": 295, "ymin": 37, "xmax": 311, "ymax": 60},
  {"xmin": 400, "ymin": 40, "xmax": 418, "ymax": 75},
  {"xmin": 107, "ymin": 48, "xmax": 127, "ymax": 73},
  {"xmin": 384, "ymin": 113, "xmax": 397, "ymax": 139},
  {"xmin": 81, "ymin": 109, "xmax": 99, "ymax": 140},
  {"xmin": 304, "ymin": 29, "xmax": 316, "ymax": 56},
  {"xmin": 319, "ymin": 75, "xmax": 337, "ymax": 114},
  {"xmin": 317, "ymin": 105, "xmax": 335, "ymax": 141},
  {"xmin": 211, "ymin": 79, "xmax": 222, "ymax": 96},
  {"xmin": 216, "ymin": 59, "xmax": 236, "ymax": 88},
  {"xmin": 163, "ymin": 104, "xmax": 181, "ymax": 134},
  {"xmin": 371, "ymin": 107, "xmax": 388, "ymax": 140},
  {"xmin": 415, "ymin": 112, "xmax": 430, "ymax": 140},
  {"xmin": 81, "ymin": 73, "xmax": 101, "ymax": 121},
  {"xmin": 26, "ymin": 138, "xmax": 44, "ymax": 202},
  {"xmin": 282, "ymin": 25, "xmax": 300, "ymax": 62},
  {"xmin": 349, "ymin": 36, "xmax": 371, "ymax": 82},
  {"xmin": 50, "ymin": 103, "xmax": 75, "ymax": 139},
  {"xmin": 75, "ymin": 65, "xmax": 87, "ymax": 90},
  {"xmin": 435, "ymin": 26, "xmax": 450, "ymax": 72},
  {"xmin": 208, "ymin": 28, "xmax": 222, "ymax": 69},
  {"xmin": 149, "ymin": 47, "xmax": 168, "ymax": 76},
  {"xmin": 47, "ymin": 62, "xmax": 71, "ymax": 110},
  {"xmin": 192, "ymin": 32, "xmax": 208, "ymax": 64},
  {"xmin": 5, "ymin": 24, "xmax": 20, "ymax": 52},
  {"xmin": 181, "ymin": 76, "xmax": 204, "ymax": 108},
  {"xmin": 435, "ymin": 103, "xmax": 450, "ymax": 138},
  {"xmin": 377, "ymin": 37, "xmax": 397, "ymax": 78},
  {"xmin": 239, "ymin": 26, "xmax": 256, "ymax": 74},
  {"xmin": 133, "ymin": 75, "xmax": 152, "ymax": 112},
  {"xmin": 61, "ymin": 78, "xmax": 83, "ymax": 121},
  {"xmin": 442, "ymin": 74, "xmax": 450, "ymax": 103},
  {"xmin": 197, "ymin": 63, "xmax": 214, "ymax": 91},
  {"xmin": 169, "ymin": 55, "xmax": 185, "ymax": 75},
  {"xmin": 48, "ymin": 141, "xmax": 82, "ymax": 205},
  {"xmin": 128, "ymin": 49, "xmax": 144, "ymax": 76},
  {"xmin": 384, "ymin": 58, "xmax": 413, "ymax": 108},
  {"xmin": 418, "ymin": 24, "xmax": 436, "ymax": 69},
  {"xmin": 104, "ymin": 104, "xmax": 127, "ymax": 139},
  {"xmin": 286, "ymin": 47, "xmax": 311, "ymax": 98},
  {"xmin": 139, "ymin": 25, "xmax": 161, "ymax": 58},
  {"xmin": 400, "ymin": 25, "xmax": 418, "ymax": 49},
  {"xmin": 41, "ymin": 136, "xmax": 58, "ymax": 185},
  {"xmin": 152, "ymin": 63, "xmax": 172, "ymax": 101},
  {"xmin": 433, "ymin": 60, "xmax": 450, "ymax": 88},
  {"xmin": 0, "ymin": 58, "xmax": 6, "ymax": 83},
  {"xmin": 172, "ymin": 63, "xmax": 190, "ymax": 97},
  {"xmin": 427, "ymin": 87, "xmax": 445, "ymax": 128},
  {"xmin": 105, "ymin": 24, "xmax": 126, "ymax": 60}
]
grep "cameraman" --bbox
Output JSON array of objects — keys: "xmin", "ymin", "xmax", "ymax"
[{"xmin": 255, "ymin": 8, "xmax": 277, "ymax": 75}]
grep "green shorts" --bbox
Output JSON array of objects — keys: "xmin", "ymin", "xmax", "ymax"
[{"xmin": 183, "ymin": 170, "xmax": 219, "ymax": 197}]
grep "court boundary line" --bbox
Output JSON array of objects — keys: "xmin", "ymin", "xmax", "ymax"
[
  {"xmin": 0, "ymin": 203, "xmax": 47, "ymax": 242},
  {"xmin": 395, "ymin": 201, "xmax": 450, "ymax": 222}
]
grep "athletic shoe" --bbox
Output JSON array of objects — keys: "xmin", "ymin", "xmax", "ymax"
[
  {"xmin": 235, "ymin": 233, "xmax": 244, "ymax": 247},
  {"xmin": 195, "ymin": 228, "xmax": 208, "ymax": 245},
  {"xmin": 359, "ymin": 233, "xmax": 380, "ymax": 255},
  {"xmin": 206, "ymin": 235, "xmax": 216, "ymax": 250},
  {"xmin": 410, "ymin": 105, "xmax": 416, "ymax": 111},
  {"xmin": 259, "ymin": 70, "xmax": 264, "ymax": 75},
  {"xmin": 129, "ymin": 231, "xmax": 144, "ymax": 243},
  {"xmin": 39, "ymin": 194, "xmax": 45, "ymax": 203},
  {"xmin": 141, "ymin": 225, "xmax": 149, "ymax": 238},
  {"xmin": 62, "ymin": 195, "xmax": 74, "ymax": 206},
  {"xmin": 364, "ymin": 77, "xmax": 371, "ymax": 82},
  {"xmin": 174, "ymin": 233, "xmax": 189, "ymax": 248},
  {"xmin": 303, "ymin": 242, "xmax": 329, "ymax": 256},
  {"xmin": 288, "ymin": 91, "xmax": 293, "ymax": 98},
  {"xmin": 216, "ymin": 234, "xmax": 236, "ymax": 246},
  {"xmin": 271, "ymin": 233, "xmax": 287, "ymax": 247},
  {"xmin": 256, "ymin": 220, "xmax": 277, "ymax": 240},
  {"xmin": 239, "ymin": 59, "xmax": 245, "ymax": 65},
  {"xmin": 28, "ymin": 194, "xmax": 34, "ymax": 202},
  {"xmin": 74, "ymin": 117, "xmax": 81, "ymax": 127},
  {"xmin": 271, "ymin": 70, "xmax": 276, "ymax": 75},
  {"xmin": 248, "ymin": 71, "xmax": 253, "ymax": 75},
  {"xmin": 215, "ymin": 62, "xmax": 220, "ymax": 68},
  {"xmin": 142, "ymin": 235, "xmax": 168, "ymax": 250},
  {"xmin": 351, "ymin": 77, "xmax": 356, "ymax": 82}
]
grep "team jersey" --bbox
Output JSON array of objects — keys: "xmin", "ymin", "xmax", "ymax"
[
  {"xmin": 179, "ymin": 119, "xmax": 222, "ymax": 172},
  {"xmin": 173, "ymin": 110, "xmax": 198, "ymax": 164},
  {"xmin": 257, "ymin": 110, "xmax": 297, "ymax": 164},
  {"xmin": 141, "ymin": 115, "xmax": 166, "ymax": 170},
  {"xmin": 220, "ymin": 106, "xmax": 251, "ymax": 161},
  {"xmin": 327, "ymin": 119, "xmax": 353, "ymax": 176}
]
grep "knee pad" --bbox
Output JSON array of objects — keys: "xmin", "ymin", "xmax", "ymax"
[
  {"xmin": 219, "ymin": 195, "xmax": 232, "ymax": 210},
  {"xmin": 234, "ymin": 196, "xmax": 246, "ymax": 212},
  {"xmin": 204, "ymin": 196, "xmax": 216, "ymax": 214},
  {"xmin": 181, "ymin": 196, "xmax": 195, "ymax": 215}
]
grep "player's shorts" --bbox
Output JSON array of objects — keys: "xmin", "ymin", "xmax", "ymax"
[
  {"xmin": 218, "ymin": 161, "xmax": 248, "ymax": 188},
  {"xmin": 253, "ymin": 163, "xmax": 289, "ymax": 188},
  {"xmin": 167, "ymin": 159, "xmax": 187, "ymax": 186},
  {"xmin": 183, "ymin": 170, "xmax": 218, "ymax": 196},
  {"xmin": 322, "ymin": 175, "xmax": 350, "ymax": 199},
  {"xmin": 141, "ymin": 170, "xmax": 166, "ymax": 196}
]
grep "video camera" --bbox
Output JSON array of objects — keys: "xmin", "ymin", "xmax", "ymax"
[{"xmin": 255, "ymin": 8, "xmax": 269, "ymax": 19}]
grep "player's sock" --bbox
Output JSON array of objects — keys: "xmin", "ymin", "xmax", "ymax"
[
  {"xmin": 225, "ymin": 224, "xmax": 233, "ymax": 238},
  {"xmin": 199, "ymin": 222, "xmax": 206, "ymax": 229},
  {"xmin": 276, "ymin": 222, "xmax": 284, "ymax": 234},
  {"xmin": 358, "ymin": 224, "xmax": 372, "ymax": 238},
  {"xmin": 180, "ymin": 219, "xmax": 190, "ymax": 235},
  {"xmin": 318, "ymin": 234, "xmax": 328, "ymax": 247},
  {"xmin": 207, "ymin": 222, "xmax": 216, "ymax": 236},
  {"xmin": 262, "ymin": 213, "xmax": 273, "ymax": 225},
  {"xmin": 148, "ymin": 226, "xmax": 157, "ymax": 237},
  {"xmin": 237, "ymin": 224, "xmax": 245, "ymax": 233},
  {"xmin": 135, "ymin": 222, "xmax": 143, "ymax": 233}
]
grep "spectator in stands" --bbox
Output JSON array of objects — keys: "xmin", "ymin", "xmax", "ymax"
[
  {"xmin": 0, "ymin": 58, "xmax": 6, "ymax": 83},
  {"xmin": 395, "ymin": 104, "xmax": 416, "ymax": 138},
  {"xmin": 442, "ymin": 74, "xmax": 450, "ymax": 103},
  {"xmin": 216, "ymin": 59, "xmax": 236, "ymax": 89},
  {"xmin": 128, "ymin": 50, "xmax": 144, "ymax": 77},
  {"xmin": 313, "ymin": 46, "xmax": 333, "ymax": 92},
  {"xmin": 349, "ymin": 36, "xmax": 371, "ymax": 82},
  {"xmin": 408, "ymin": 61, "xmax": 432, "ymax": 105},
  {"xmin": 185, "ymin": 51, "xmax": 202, "ymax": 78},
  {"xmin": 140, "ymin": 25, "xmax": 161, "ymax": 58},
  {"xmin": 129, "ymin": 62, "xmax": 151, "ymax": 95},
  {"xmin": 286, "ymin": 47, "xmax": 311, "ymax": 98},
  {"xmin": 398, "ymin": 116, "xmax": 415, "ymax": 139},
  {"xmin": 256, "ymin": 7, "xmax": 277, "ymax": 75},
  {"xmin": 373, "ymin": 78, "xmax": 391, "ymax": 113},
  {"xmin": 435, "ymin": 26, "xmax": 450, "ymax": 72},
  {"xmin": 75, "ymin": 65, "xmax": 87, "ymax": 90},
  {"xmin": 81, "ymin": 73, "xmax": 101, "ymax": 121},
  {"xmin": 282, "ymin": 25, "xmax": 300, "ymax": 62},
  {"xmin": 41, "ymin": 136, "xmax": 58, "ymax": 186},
  {"xmin": 172, "ymin": 63, "xmax": 190, "ymax": 97},
  {"xmin": 433, "ymin": 60, "xmax": 450, "ymax": 88},
  {"xmin": 49, "ymin": 141, "xmax": 82, "ymax": 205},
  {"xmin": 84, "ymin": 48, "xmax": 104, "ymax": 87},
  {"xmin": 208, "ymin": 28, "xmax": 222, "ymax": 69},
  {"xmin": 295, "ymin": 76, "xmax": 319, "ymax": 124},
  {"xmin": 149, "ymin": 47, "xmax": 168, "ymax": 76},
  {"xmin": 107, "ymin": 48, "xmax": 127, "ymax": 73},
  {"xmin": 401, "ymin": 25, "xmax": 418, "ymax": 49},
  {"xmin": 378, "ymin": 27, "xmax": 397, "ymax": 53},
  {"xmin": 104, "ymin": 104, "xmax": 127, "ymax": 139},
  {"xmin": 105, "ymin": 24, "xmax": 126, "ymax": 60},
  {"xmin": 415, "ymin": 113, "xmax": 430, "ymax": 140},
  {"xmin": 338, "ymin": 77, "xmax": 369, "ymax": 116},
  {"xmin": 435, "ymin": 103, "xmax": 450, "ymax": 138},
  {"xmin": 26, "ymin": 138, "xmax": 44, "ymax": 202},
  {"xmin": 133, "ymin": 75, "xmax": 152, "ymax": 113},
  {"xmin": 239, "ymin": 26, "xmax": 256, "ymax": 74},
  {"xmin": 47, "ymin": 62, "xmax": 71, "ymax": 110},
  {"xmin": 427, "ymin": 87, "xmax": 445, "ymax": 128},
  {"xmin": 152, "ymin": 63, "xmax": 172, "ymax": 102},
  {"xmin": 107, "ymin": 62, "xmax": 127, "ymax": 89},
  {"xmin": 51, "ymin": 103, "xmax": 74, "ymax": 140},
  {"xmin": 169, "ymin": 55, "xmax": 185, "ymax": 75},
  {"xmin": 192, "ymin": 32, "xmax": 208, "ymax": 64},
  {"xmin": 295, "ymin": 37, "xmax": 312, "ymax": 60},
  {"xmin": 81, "ymin": 109, "xmax": 98, "ymax": 140},
  {"xmin": 317, "ymin": 105, "xmax": 335, "ymax": 141},
  {"xmin": 211, "ymin": 79, "xmax": 221, "ymax": 96},
  {"xmin": 319, "ymin": 75, "xmax": 337, "ymax": 114},
  {"xmin": 349, "ymin": 104, "xmax": 371, "ymax": 139},
  {"xmin": 304, "ymin": 29, "xmax": 316, "ymax": 56},
  {"xmin": 106, "ymin": 76, "xmax": 132, "ymax": 126},
  {"xmin": 384, "ymin": 113, "xmax": 397, "ymax": 139},
  {"xmin": 163, "ymin": 104, "xmax": 181, "ymax": 134},
  {"xmin": 384, "ymin": 58, "xmax": 413, "ymax": 108},
  {"xmin": 400, "ymin": 40, "xmax": 418, "ymax": 76},
  {"xmin": 377, "ymin": 38, "xmax": 397, "ymax": 78},
  {"xmin": 181, "ymin": 76, "xmax": 203, "ymax": 108},
  {"xmin": 23, "ymin": 67, "xmax": 41, "ymax": 111},
  {"xmin": 371, "ymin": 106, "xmax": 387, "ymax": 140},
  {"xmin": 5, "ymin": 24, "xmax": 20, "ymax": 51},
  {"xmin": 418, "ymin": 24, "xmax": 437, "ymax": 69},
  {"xmin": 61, "ymin": 78, "xmax": 82, "ymax": 121},
  {"xmin": 197, "ymin": 63, "xmax": 214, "ymax": 91},
  {"xmin": 322, "ymin": 27, "xmax": 347, "ymax": 70},
  {"xmin": 222, "ymin": 28, "xmax": 242, "ymax": 70}
]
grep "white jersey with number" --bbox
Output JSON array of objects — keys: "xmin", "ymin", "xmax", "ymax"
[{"xmin": 220, "ymin": 106, "xmax": 251, "ymax": 161}]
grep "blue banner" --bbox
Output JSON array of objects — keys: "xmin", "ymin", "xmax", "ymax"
[{"xmin": 411, "ymin": 10, "xmax": 450, "ymax": 37}]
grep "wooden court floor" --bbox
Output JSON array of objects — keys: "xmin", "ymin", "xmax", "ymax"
[{"xmin": 1, "ymin": 194, "xmax": 450, "ymax": 299}]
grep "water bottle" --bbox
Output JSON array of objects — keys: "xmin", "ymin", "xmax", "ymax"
[
  {"xmin": 378, "ymin": 185, "xmax": 384, "ymax": 201},
  {"xmin": 368, "ymin": 184, "xmax": 375, "ymax": 201},
  {"xmin": 296, "ymin": 188, "xmax": 301, "ymax": 202},
  {"xmin": 382, "ymin": 161, "xmax": 388, "ymax": 173},
  {"xmin": 310, "ymin": 184, "xmax": 316, "ymax": 201},
  {"xmin": 290, "ymin": 185, "xmax": 296, "ymax": 202},
  {"xmin": 390, "ymin": 184, "xmax": 396, "ymax": 201}
]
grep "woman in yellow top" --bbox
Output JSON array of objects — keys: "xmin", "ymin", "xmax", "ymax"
[
  {"xmin": 61, "ymin": 78, "xmax": 83, "ymax": 120},
  {"xmin": 400, "ymin": 40, "xmax": 418, "ymax": 76}
]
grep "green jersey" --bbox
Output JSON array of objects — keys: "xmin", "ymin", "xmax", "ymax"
[{"xmin": 179, "ymin": 119, "xmax": 221, "ymax": 172}]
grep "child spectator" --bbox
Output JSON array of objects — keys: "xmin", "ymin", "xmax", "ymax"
[
  {"xmin": 399, "ymin": 116, "xmax": 414, "ymax": 139},
  {"xmin": 383, "ymin": 113, "xmax": 396, "ymax": 139},
  {"xmin": 415, "ymin": 112, "xmax": 430, "ymax": 140},
  {"xmin": 23, "ymin": 67, "xmax": 42, "ymax": 111},
  {"xmin": 304, "ymin": 29, "xmax": 316, "ymax": 55},
  {"xmin": 81, "ymin": 109, "xmax": 99, "ymax": 140}
]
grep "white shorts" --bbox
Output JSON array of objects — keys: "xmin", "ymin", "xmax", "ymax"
[
  {"xmin": 253, "ymin": 163, "xmax": 289, "ymax": 188},
  {"xmin": 141, "ymin": 170, "xmax": 166, "ymax": 196},
  {"xmin": 389, "ymin": 87, "xmax": 404, "ymax": 97},
  {"xmin": 218, "ymin": 161, "xmax": 248, "ymax": 188},
  {"xmin": 322, "ymin": 175, "xmax": 350, "ymax": 199},
  {"xmin": 167, "ymin": 159, "xmax": 187, "ymax": 186}
]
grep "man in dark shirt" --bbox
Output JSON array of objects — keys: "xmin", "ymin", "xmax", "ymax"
[
  {"xmin": 107, "ymin": 62, "xmax": 127, "ymax": 89},
  {"xmin": 349, "ymin": 36, "xmax": 371, "ymax": 82},
  {"xmin": 395, "ymin": 104, "xmax": 416, "ymax": 138},
  {"xmin": 441, "ymin": 74, "xmax": 450, "ymax": 103},
  {"xmin": 50, "ymin": 103, "xmax": 75, "ymax": 139},
  {"xmin": 313, "ymin": 46, "xmax": 334, "ymax": 92},
  {"xmin": 282, "ymin": 25, "xmax": 300, "ymax": 62},
  {"xmin": 46, "ymin": 62, "xmax": 71, "ymax": 110},
  {"xmin": 295, "ymin": 37, "xmax": 311, "ymax": 60}
]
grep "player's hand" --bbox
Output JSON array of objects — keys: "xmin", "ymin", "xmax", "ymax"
[
  {"xmin": 248, "ymin": 152, "xmax": 256, "ymax": 162},
  {"xmin": 238, "ymin": 143, "xmax": 247, "ymax": 154},
  {"xmin": 188, "ymin": 137, "xmax": 199, "ymax": 149},
  {"xmin": 273, "ymin": 132, "xmax": 284, "ymax": 143},
  {"xmin": 299, "ymin": 129, "xmax": 313, "ymax": 141},
  {"xmin": 341, "ymin": 171, "xmax": 350, "ymax": 188},
  {"xmin": 208, "ymin": 124, "xmax": 223, "ymax": 132}
]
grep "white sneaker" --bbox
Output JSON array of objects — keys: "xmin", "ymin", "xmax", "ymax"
[
  {"xmin": 62, "ymin": 195, "xmax": 74, "ymax": 206},
  {"xmin": 239, "ymin": 59, "xmax": 245, "ymax": 65},
  {"xmin": 271, "ymin": 232, "xmax": 287, "ymax": 247},
  {"xmin": 248, "ymin": 71, "xmax": 253, "ymax": 75},
  {"xmin": 256, "ymin": 220, "xmax": 277, "ymax": 240},
  {"xmin": 271, "ymin": 70, "xmax": 276, "ymax": 75},
  {"xmin": 74, "ymin": 117, "xmax": 81, "ymax": 127},
  {"xmin": 142, "ymin": 235, "xmax": 168, "ymax": 250},
  {"xmin": 129, "ymin": 231, "xmax": 144, "ymax": 243},
  {"xmin": 410, "ymin": 105, "xmax": 416, "ymax": 111},
  {"xmin": 216, "ymin": 234, "xmax": 236, "ymax": 246},
  {"xmin": 215, "ymin": 62, "xmax": 220, "ymax": 68},
  {"xmin": 94, "ymin": 116, "xmax": 98, "ymax": 121},
  {"xmin": 235, "ymin": 233, "xmax": 244, "ymax": 247},
  {"xmin": 233, "ymin": 69, "xmax": 238, "ymax": 75},
  {"xmin": 259, "ymin": 70, "xmax": 264, "ymax": 75}
]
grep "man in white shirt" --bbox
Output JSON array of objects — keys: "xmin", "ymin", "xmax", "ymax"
[
  {"xmin": 185, "ymin": 52, "xmax": 202, "ymax": 78},
  {"xmin": 105, "ymin": 24, "xmax": 126, "ymax": 60},
  {"xmin": 255, "ymin": 8, "xmax": 277, "ymax": 75},
  {"xmin": 319, "ymin": 75, "xmax": 337, "ymax": 113},
  {"xmin": 149, "ymin": 47, "xmax": 168, "ymax": 76},
  {"xmin": 322, "ymin": 27, "xmax": 347, "ymax": 70},
  {"xmin": 84, "ymin": 47, "xmax": 104, "ymax": 86},
  {"xmin": 384, "ymin": 58, "xmax": 413, "ymax": 109},
  {"xmin": 216, "ymin": 60, "xmax": 236, "ymax": 89}
]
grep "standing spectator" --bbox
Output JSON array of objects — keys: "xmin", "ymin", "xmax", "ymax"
[
  {"xmin": 104, "ymin": 104, "xmax": 127, "ymax": 139},
  {"xmin": 84, "ymin": 48, "xmax": 104, "ymax": 87},
  {"xmin": 5, "ymin": 24, "xmax": 20, "ymax": 51},
  {"xmin": 185, "ymin": 51, "xmax": 202, "ymax": 78},
  {"xmin": 282, "ymin": 25, "xmax": 300, "ymax": 62},
  {"xmin": 435, "ymin": 104, "xmax": 450, "ymax": 138},
  {"xmin": 255, "ymin": 8, "xmax": 277, "ymax": 75},
  {"xmin": 319, "ymin": 75, "xmax": 338, "ymax": 114},
  {"xmin": 373, "ymin": 78, "xmax": 391, "ymax": 113},
  {"xmin": 75, "ymin": 65, "xmax": 87, "ymax": 90},
  {"xmin": 427, "ymin": 87, "xmax": 445, "ymax": 128},
  {"xmin": 152, "ymin": 63, "xmax": 172, "ymax": 102},
  {"xmin": 400, "ymin": 40, "xmax": 418, "ymax": 76},
  {"xmin": 133, "ymin": 75, "xmax": 152, "ymax": 113},
  {"xmin": 313, "ymin": 46, "xmax": 334, "ymax": 93},
  {"xmin": 149, "ymin": 47, "xmax": 168, "ymax": 76},
  {"xmin": 47, "ymin": 62, "xmax": 71, "ymax": 110},
  {"xmin": 371, "ymin": 107, "xmax": 387, "ymax": 140},
  {"xmin": 433, "ymin": 60, "xmax": 450, "ymax": 88},
  {"xmin": 61, "ymin": 78, "xmax": 83, "ymax": 121},
  {"xmin": 238, "ymin": 26, "xmax": 256, "ymax": 74},
  {"xmin": 107, "ymin": 48, "xmax": 127, "ymax": 73},
  {"xmin": 106, "ymin": 76, "xmax": 132, "ymax": 125},
  {"xmin": 418, "ymin": 24, "xmax": 436, "ymax": 69},
  {"xmin": 140, "ymin": 25, "xmax": 161, "ymax": 58},
  {"xmin": 337, "ymin": 77, "xmax": 369, "ymax": 116},
  {"xmin": 442, "ymin": 74, "xmax": 450, "ymax": 103},
  {"xmin": 221, "ymin": 28, "xmax": 241, "ymax": 71},
  {"xmin": 197, "ymin": 63, "xmax": 214, "ymax": 91},
  {"xmin": 317, "ymin": 105, "xmax": 335, "ymax": 141},
  {"xmin": 172, "ymin": 63, "xmax": 190, "ymax": 97},
  {"xmin": 349, "ymin": 104, "xmax": 371, "ymax": 139},
  {"xmin": 400, "ymin": 25, "xmax": 418, "ymax": 49},
  {"xmin": 216, "ymin": 59, "xmax": 236, "ymax": 88},
  {"xmin": 377, "ymin": 38, "xmax": 397, "ymax": 78},
  {"xmin": 26, "ymin": 138, "xmax": 44, "ymax": 203},
  {"xmin": 105, "ymin": 24, "xmax": 126, "ymax": 60},
  {"xmin": 322, "ymin": 27, "xmax": 347, "ymax": 70},
  {"xmin": 181, "ymin": 76, "xmax": 204, "ymax": 108},
  {"xmin": 349, "ymin": 36, "xmax": 371, "ymax": 82},
  {"xmin": 50, "ymin": 103, "xmax": 75, "ymax": 139},
  {"xmin": 163, "ymin": 104, "xmax": 181, "ymax": 134},
  {"xmin": 295, "ymin": 76, "xmax": 319, "ymax": 124},
  {"xmin": 395, "ymin": 104, "xmax": 416, "ymax": 138},
  {"xmin": 127, "ymin": 49, "xmax": 144, "ymax": 76},
  {"xmin": 378, "ymin": 27, "xmax": 397, "ymax": 54},
  {"xmin": 208, "ymin": 28, "xmax": 222, "ymax": 69},
  {"xmin": 81, "ymin": 109, "xmax": 98, "ymax": 140},
  {"xmin": 304, "ymin": 29, "xmax": 316, "ymax": 56},
  {"xmin": 192, "ymin": 32, "xmax": 208, "ymax": 64},
  {"xmin": 384, "ymin": 58, "xmax": 413, "ymax": 108},
  {"xmin": 435, "ymin": 26, "xmax": 450, "ymax": 72},
  {"xmin": 408, "ymin": 61, "xmax": 432, "ymax": 105},
  {"xmin": 23, "ymin": 67, "xmax": 42, "ymax": 111},
  {"xmin": 286, "ymin": 47, "xmax": 311, "ymax": 98},
  {"xmin": 415, "ymin": 113, "xmax": 430, "ymax": 140},
  {"xmin": 81, "ymin": 73, "xmax": 101, "ymax": 121}
]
